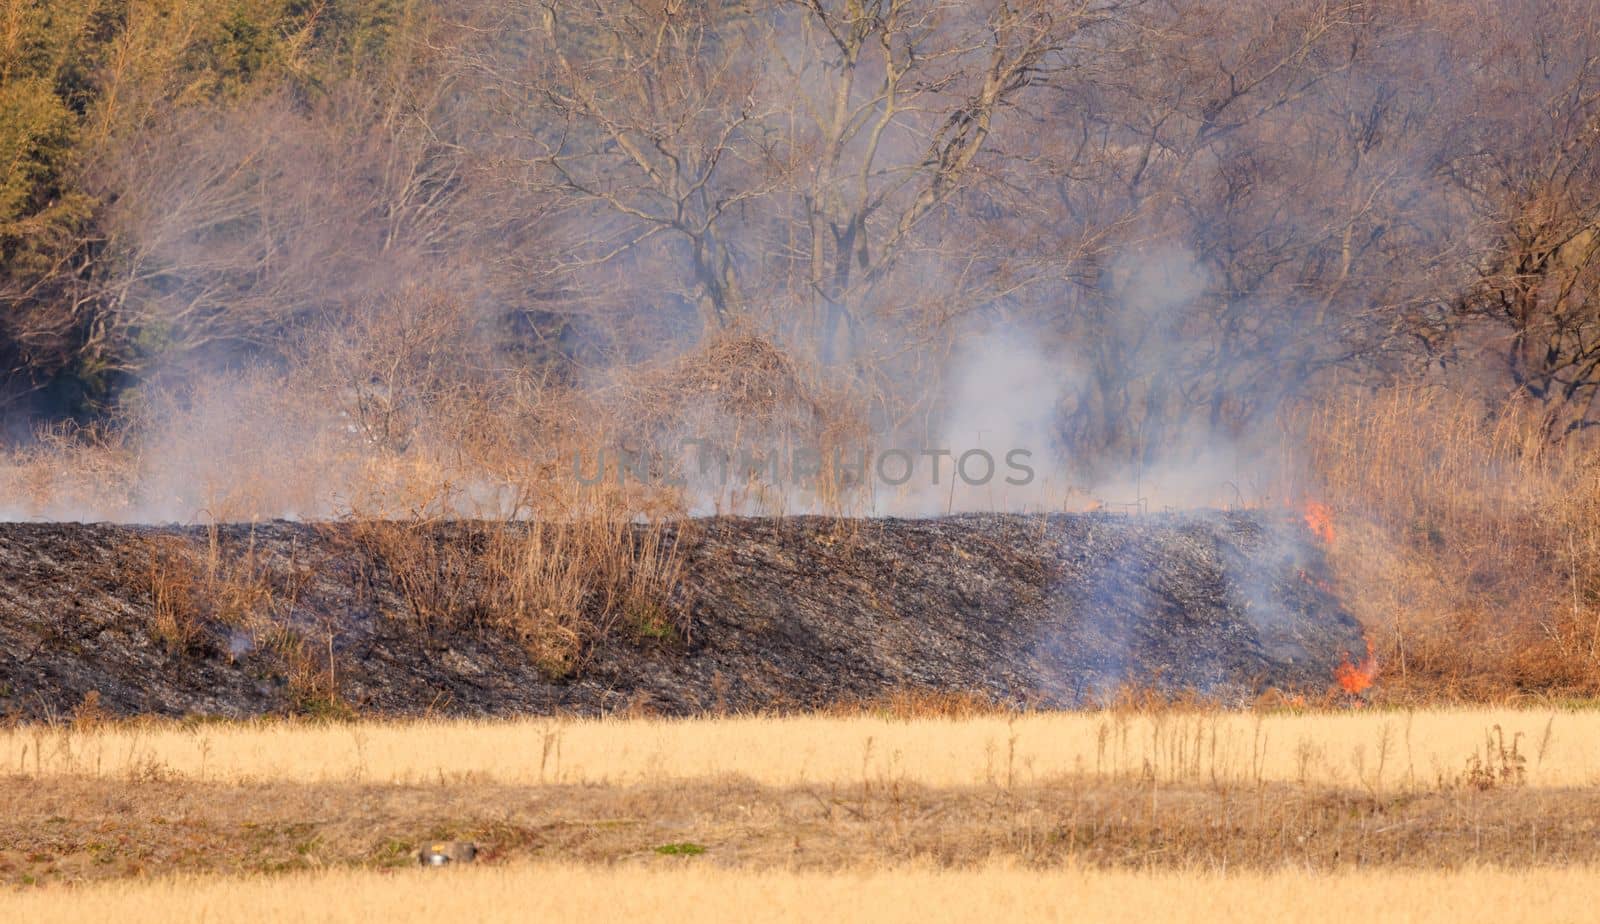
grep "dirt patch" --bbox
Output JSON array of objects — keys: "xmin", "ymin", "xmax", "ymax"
[{"xmin": 0, "ymin": 512, "xmax": 1361, "ymax": 718}]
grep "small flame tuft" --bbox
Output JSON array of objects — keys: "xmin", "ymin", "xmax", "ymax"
[
  {"xmin": 1335, "ymin": 638, "xmax": 1378, "ymax": 695},
  {"xmin": 1303, "ymin": 501, "xmax": 1335, "ymax": 544}
]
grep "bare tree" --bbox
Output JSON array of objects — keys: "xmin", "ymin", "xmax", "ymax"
[
  {"xmin": 461, "ymin": 0, "xmax": 1129, "ymax": 362},
  {"xmin": 1441, "ymin": 0, "xmax": 1600, "ymax": 433},
  {"xmin": 1015, "ymin": 0, "xmax": 1470, "ymax": 466}
]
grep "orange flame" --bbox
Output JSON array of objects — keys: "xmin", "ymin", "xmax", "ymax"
[
  {"xmin": 1335, "ymin": 638, "xmax": 1378, "ymax": 695},
  {"xmin": 1303, "ymin": 501, "xmax": 1335, "ymax": 544}
]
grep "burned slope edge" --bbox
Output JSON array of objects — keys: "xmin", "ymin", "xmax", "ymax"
[{"xmin": 0, "ymin": 513, "xmax": 1363, "ymax": 718}]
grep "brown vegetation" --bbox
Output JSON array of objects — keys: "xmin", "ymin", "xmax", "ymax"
[
  {"xmin": 11, "ymin": 12, "xmax": 1600, "ymax": 917},
  {"xmin": 0, "ymin": 705, "xmax": 1592, "ymax": 911},
  {"xmin": 3, "ymin": 1, "xmax": 1600, "ymax": 707},
  {"xmin": 349, "ymin": 516, "xmax": 687, "ymax": 678},
  {"xmin": 1303, "ymin": 390, "xmax": 1600, "ymax": 699},
  {"xmin": 3, "ymin": 772, "xmax": 1598, "ymax": 886}
]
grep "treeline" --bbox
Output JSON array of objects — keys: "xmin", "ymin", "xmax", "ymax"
[
  {"xmin": 0, "ymin": 0, "xmax": 413, "ymax": 415},
  {"xmin": 2, "ymin": 0, "xmax": 1599, "ymax": 463}
]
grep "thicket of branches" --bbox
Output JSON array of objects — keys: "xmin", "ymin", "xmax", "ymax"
[
  {"xmin": 4, "ymin": 0, "xmax": 1600, "ymax": 697},
  {"xmin": 3, "ymin": 0, "xmax": 1599, "ymax": 455}
]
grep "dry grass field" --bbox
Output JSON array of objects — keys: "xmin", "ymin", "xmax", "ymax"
[
  {"xmin": 3, "ymin": 708, "xmax": 1583, "ymax": 791},
  {"xmin": 6, "ymin": 707, "xmax": 1600, "ymax": 917},
  {"xmin": 4, "ymin": 861, "xmax": 1598, "ymax": 924},
  {"xmin": 8, "ymin": 0, "xmax": 1600, "ymax": 919}
]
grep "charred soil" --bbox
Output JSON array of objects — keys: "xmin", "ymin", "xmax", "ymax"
[{"xmin": 0, "ymin": 513, "xmax": 1362, "ymax": 719}]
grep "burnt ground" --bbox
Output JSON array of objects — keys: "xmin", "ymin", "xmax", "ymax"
[{"xmin": 0, "ymin": 512, "xmax": 1363, "ymax": 719}]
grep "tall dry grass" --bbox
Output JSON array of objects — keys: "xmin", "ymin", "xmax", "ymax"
[
  {"xmin": 101, "ymin": 529, "xmax": 338, "ymax": 711},
  {"xmin": 1, "ymin": 708, "xmax": 1587, "ymax": 792},
  {"xmin": 1302, "ymin": 388, "xmax": 1600, "ymax": 699},
  {"xmin": 350, "ymin": 515, "xmax": 687, "ymax": 677}
]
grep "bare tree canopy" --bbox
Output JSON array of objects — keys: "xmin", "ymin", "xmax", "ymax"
[{"xmin": 1, "ymin": 0, "xmax": 1599, "ymax": 454}]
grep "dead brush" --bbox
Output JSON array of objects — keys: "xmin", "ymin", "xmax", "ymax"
[
  {"xmin": 1300, "ymin": 388, "xmax": 1600, "ymax": 701},
  {"xmin": 0, "ymin": 420, "xmax": 139, "ymax": 520},
  {"xmin": 117, "ymin": 528, "xmax": 305, "ymax": 671},
  {"xmin": 350, "ymin": 520, "xmax": 487, "ymax": 631},
  {"xmin": 484, "ymin": 516, "xmax": 689, "ymax": 678},
  {"xmin": 1444, "ymin": 725, "xmax": 1528, "ymax": 791},
  {"xmin": 201, "ymin": 524, "xmax": 291, "ymax": 636},
  {"xmin": 138, "ymin": 536, "xmax": 204, "ymax": 655},
  {"xmin": 620, "ymin": 331, "xmax": 825, "ymax": 432},
  {"xmin": 607, "ymin": 329, "xmax": 874, "ymax": 517},
  {"xmin": 281, "ymin": 630, "xmax": 352, "ymax": 720},
  {"xmin": 351, "ymin": 509, "xmax": 689, "ymax": 679},
  {"xmin": 484, "ymin": 523, "xmax": 588, "ymax": 674}
]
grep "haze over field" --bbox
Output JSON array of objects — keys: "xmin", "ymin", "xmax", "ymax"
[
  {"xmin": 0, "ymin": 0, "xmax": 1597, "ymax": 523},
  {"xmin": 2, "ymin": 4, "xmax": 1600, "ymax": 918}
]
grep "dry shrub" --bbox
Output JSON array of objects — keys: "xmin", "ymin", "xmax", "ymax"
[
  {"xmin": 1450, "ymin": 724, "xmax": 1530, "ymax": 791},
  {"xmin": 117, "ymin": 528, "xmax": 309, "ymax": 681},
  {"xmin": 204, "ymin": 551, "xmax": 341, "ymax": 720},
  {"xmin": 68, "ymin": 690, "xmax": 110, "ymax": 731},
  {"xmin": 484, "ymin": 517, "xmax": 688, "ymax": 675},
  {"xmin": 0, "ymin": 421, "xmax": 139, "ymax": 519},
  {"xmin": 353, "ymin": 506, "xmax": 688, "ymax": 678},
  {"xmin": 350, "ymin": 521, "xmax": 487, "ymax": 630},
  {"xmin": 623, "ymin": 331, "xmax": 827, "ymax": 429},
  {"xmin": 491, "ymin": 523, "xmax": 588, "ymax": 670},
  {"xmin": 139, "ymin": 536, "xmax": 204, "ymax": 655},
  {"xmin": 1303, "ymin": 388, "xmax": 1600, "ymax": 700},
  {"xmin": 200, "ymin": 525, "xmax": 292, "ymax": 633},
  {"xmin": 609, "ymin": 328, "xmax": 872, "ymax": 516},
  {"xmin": 280, "ymin": 633, "xmax": 349, "ymax": 720}
]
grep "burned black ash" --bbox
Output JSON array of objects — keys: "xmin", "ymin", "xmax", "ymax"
[{"xmin": 0, "ymin": 512, "xmax": 1362, "ymax": 719}]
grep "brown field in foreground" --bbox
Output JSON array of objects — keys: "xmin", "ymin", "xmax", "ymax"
[
  {"xmin": 6, "ymin": 709, "xmax": 1600, "ymax": 916},
  {"xmin": 7, "ymin": 773, "xmax": 1600, "ymax": 886},
  {"xmin": 4, "ymin": 708, "xmax": 1588, "ymax": 791},
  {"xmin": 4, "ymin": 862, "xmax": 1599, "ymax": 924}
]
